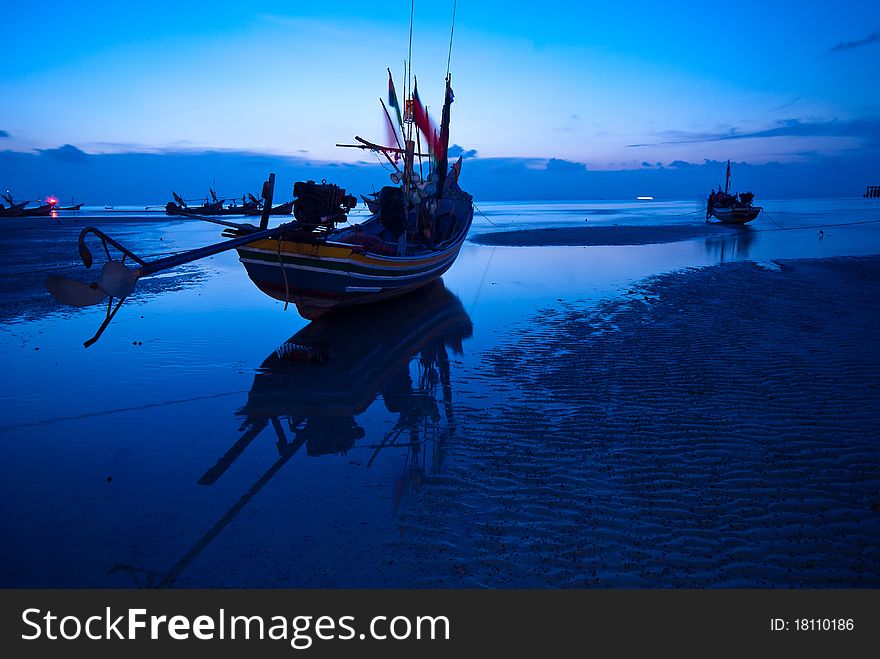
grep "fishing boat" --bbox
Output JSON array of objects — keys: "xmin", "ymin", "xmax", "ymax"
[
  {"xmin": 0, "ymin": 201, "xmax": 29, "ymax": 216},
  {"xmin": 1, "ymin": 192, "xmax": 61, "ymax": 217},
  {"xmin": 1, "ymin": 192, "xmax": 29, "ymax": 216},
  {"xmin": 55, "ymin": 202, "xmax": 84, "ymax": 211},
  {"xmin": 166, "ymin": 190, "xmax": 294, "ymax": 217},
  {"xmin": 706, "ymin": 160, "xmax": 762, "ymax": 224},
  {"xmin": 47, "ymin": 60, "xmax": 472, "ymax": 344},
  {"xmin": 4, "ymin": 198, "xmax": 59, "ymax": 217},
  {"xmin": 165, "ymin": 190, "xmax": 224, "ymax": 216},
  {"xmin": 241, "ymin": 199, "xmax": 294, "ymax": 216},
  {"xmin": 222, "ymin": 193, "xmax": 263, "ymax": 215}
]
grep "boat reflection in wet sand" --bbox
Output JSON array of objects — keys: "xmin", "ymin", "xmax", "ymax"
[
  {"xmin": 237, "ymin": 280, "xmax": 472, "ymax": 461},
  {"xmin": 703, "ymin": 225, "xmax": 756, "ymax": 262},
  {"xmin": 109, "ymin": 280, "xmax": 472, "ymax": 588}
]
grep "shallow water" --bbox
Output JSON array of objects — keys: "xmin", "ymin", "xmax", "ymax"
[{"xmin": 1, "ymin": 198, "xmax": 878, "ymax": 587}]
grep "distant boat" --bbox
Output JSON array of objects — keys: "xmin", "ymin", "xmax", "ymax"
[
  {"xmin": 241, "ymin": 200, "xmax": 294, "ymax": 216},
  {"xmin": 222, "ymin": 193, "xmax": 263, "ymax": 215},
  {"xmin": 0, "ymin": 201, "xmax": 29, "ymax": 216},
  {"xmin": 165, "ymin": 189, "xmax": 224, "ymax": 216},
  {"xmin": 165, "ymin": 189, "xmax": 294, "ymax": 217},
  {"xmin": 0, "ymin": 194, "xmax": 59, "ymax": 217},
  {"xmin": 706, "ymin": 160, "xmax": 762, "ymax": 224},
  {"xmin": 15, "ymin": 203, "xmax": 58, "ymax": 217},
  {"xmin": 0, "ymin": 192, "xmax": 37, "ymax": 217}
]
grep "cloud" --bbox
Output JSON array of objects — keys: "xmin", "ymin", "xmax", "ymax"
[
  {"xmin": 829, "ymin": 31, "xmax": 880, "ymax": 53},
  {"xmin": 767, "ymin": 97, "xmax": 803, "ymax": 113},
  {"xmin": 627, "ymin": 117, "xmax": 880, "ymax": 147},
  {"xmin": 0, "ymin": 130, "xmax": 9, "ymax": 138},
  {"xmin": 38, "ymin": 144, "xmax": 90, "ymax": 162},
  {"xmin": 545, "ymin": 158, "xmax": 586, "ymax": 173},
  {"xmin": 448, "ymin": 144, "xmax": 478, "ymax": 159},
  {"xmin": 1, "ymin": 147, "xmax": 874, "ymax": 202}
]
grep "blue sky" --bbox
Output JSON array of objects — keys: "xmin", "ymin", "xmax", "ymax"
[{"xmin": 1, "ymin": 1, "xmax": 879, "ymax": 172}]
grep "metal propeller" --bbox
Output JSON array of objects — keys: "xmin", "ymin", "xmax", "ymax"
[
  {"xmin": 45, "ymin": 274, "xmax": 108, "ymax": 307},
  {"xmin": 46, "ymin": 260, "xmax": 138, "ymax": 307}
]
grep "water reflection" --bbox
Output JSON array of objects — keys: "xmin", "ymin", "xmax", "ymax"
[
  {"xmin": 703, "ymin": 226, "xmax": 755, "ymax": 262},
  {"xmin": 206, "ymin": 279, "xmax": 473, "ymax": 482},
  {"xmin": 111, "ymin": 280, "xmax": 473, "ymax": 587}
]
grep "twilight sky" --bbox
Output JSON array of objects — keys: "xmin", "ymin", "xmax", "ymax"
[{"xmin": 1, "ymin": 1, "xmax": 879, "ymax": 184}]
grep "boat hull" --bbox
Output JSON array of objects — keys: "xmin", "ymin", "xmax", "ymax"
[
  {"xmin": 709, "ymin": 206, "xmax": 762, "ymax": 225},
  {"xmin": 0, "ymin": 201, "xmax": 29, "ymax": 216},
  {"xmin": 236, "ymin": 224, "xmax": 471, "ymax": 319},
  {"xmin": 1, "ymin": 204, "xmax": 56, "ymax": 217},
  {"xmin": 242, "ymin": 200, "xmax": 294, "ymax": 216}
]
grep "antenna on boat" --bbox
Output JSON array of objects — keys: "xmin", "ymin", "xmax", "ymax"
[
  {"xmin": 407, "ymin": 0, "xmax": 414, "ymax": 100},
  {"xmin": 446, "ymin": 0, "xmax": 457, "ymax": 77}
]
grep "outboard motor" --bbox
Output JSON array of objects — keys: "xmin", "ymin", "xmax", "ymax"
[
  {"xmin": 377, "ymin": 186, "xmax": 406, "ymax": 237},
  {"xmin": 293, "ymin": 180, "xmax": 357, "ymax": 231}
]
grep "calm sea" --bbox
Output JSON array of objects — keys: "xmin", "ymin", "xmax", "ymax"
[{"xmin": 1, "ymin": 198, "xmax": 878, "ymax": 586}]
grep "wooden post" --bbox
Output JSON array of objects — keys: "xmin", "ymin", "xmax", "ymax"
[{"xmin": 259, "ymin": 173, "xmax": 276, "ymax": 230}]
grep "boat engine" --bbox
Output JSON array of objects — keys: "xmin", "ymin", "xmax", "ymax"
[{"xmin": 293, "ymin": 180, "xmax": 357, "ymax": 230}]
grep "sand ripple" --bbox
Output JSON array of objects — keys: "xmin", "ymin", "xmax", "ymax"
[{"xmin": 395, "ymin": 257, "xmax": 880, "ymax": 587}]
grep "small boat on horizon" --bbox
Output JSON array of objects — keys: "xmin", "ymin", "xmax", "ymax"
[
  {"xmin": 55, "ymin": 202, "xmax": 84, "ymax": 212},
  {"xmin": 706, "ymin": 160, "xmax": 762, "ymax": 224}
]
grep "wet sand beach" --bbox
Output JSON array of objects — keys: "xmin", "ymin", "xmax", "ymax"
[
  {"xmin": 2, "ymin": 201, "xmax": 879, "ymax": 588},
  {"xmin": 0, "ymin": 216, "xmax": 214, "ymax": 322},
  {"xmin": 471, "ymin": 223, "xmax": 748, "ymax": 246},
  {"xmin": 395, "ymin": 255, "xmax": 880, "ymax": 587}
]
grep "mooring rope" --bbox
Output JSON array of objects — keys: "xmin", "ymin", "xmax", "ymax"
[
  {"xmin": 472, "ymin": 203, "xmax": 501, "ymax": 227},
  {"xmin": 277, "ymin": 235, "xmax": 290, "ymax": 311},
  {"xmin": 760, "ymin": 208, "xmax": 787, "ymax": 230},
  {"xmin": 469, "ymin": 245, "xmax": 496, "ymax": 316}
]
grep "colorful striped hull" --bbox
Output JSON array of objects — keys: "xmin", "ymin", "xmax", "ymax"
[{"xmin": 236, "ymin": 228, "xmax": 470, "ymax": 319}]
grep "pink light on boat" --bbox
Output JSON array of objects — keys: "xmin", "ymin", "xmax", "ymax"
[{"xmin": 46, "ymin": 196, "xmax": 58, "ymax": 205}]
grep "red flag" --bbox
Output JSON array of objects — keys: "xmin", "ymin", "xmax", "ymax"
[
  {"xmin": 449, "ymin": 156, "xmax": 462, "ymax": 186},
  {"xmin": 383, "ymin": 109, "xmax": 401, "ymax": 161},
  {"xmin": 412, "ymin": 80, "xmax": 444, "ymax": 160}
]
